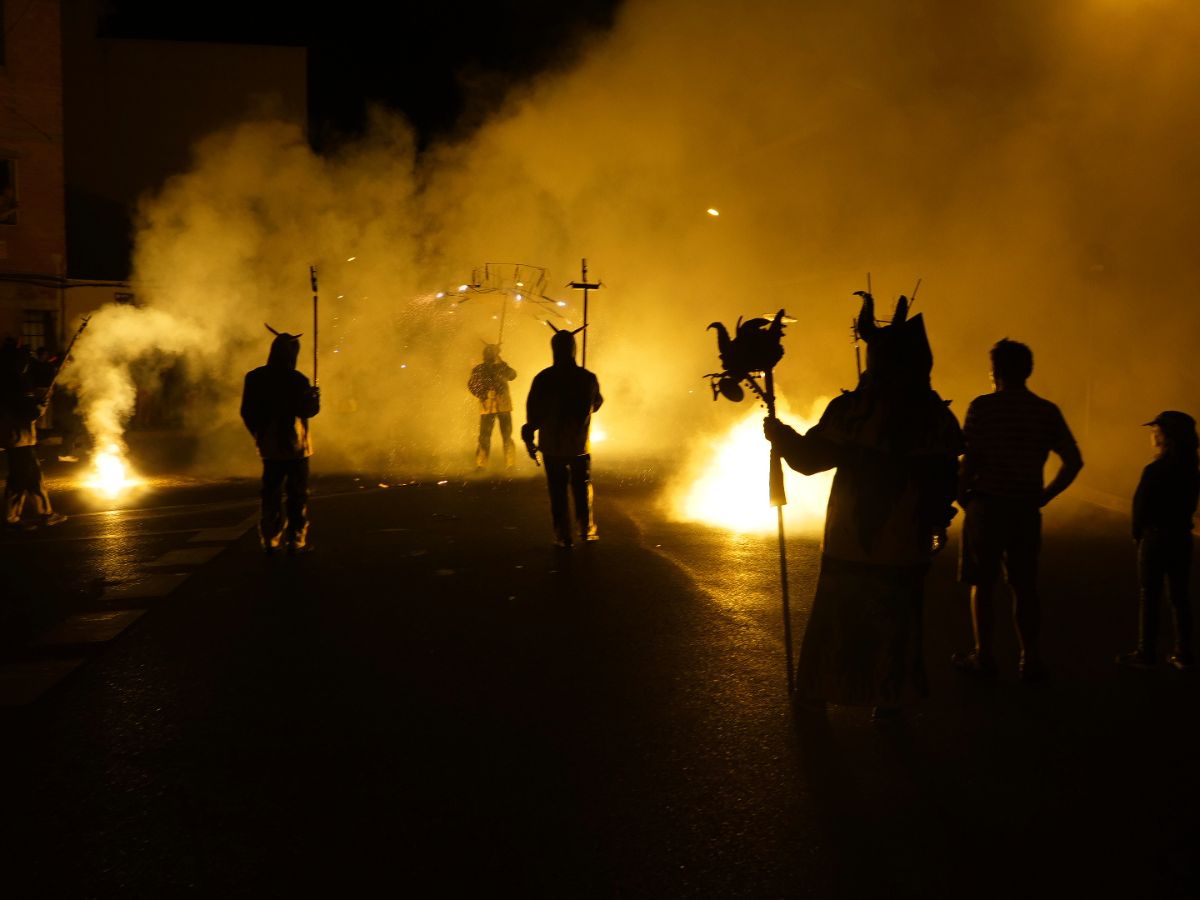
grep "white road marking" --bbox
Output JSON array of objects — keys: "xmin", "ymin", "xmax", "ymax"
[{"xmin": 37, "ymin": 610, "xmax": 147, "ymax": 645}]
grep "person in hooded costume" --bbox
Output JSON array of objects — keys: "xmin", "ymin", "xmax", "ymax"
[
  {"xmin": 240, "ymin": 326, "xmax": 320, "ymax": 553},
  {"xmin": 468, "ymin": 343, "xmax": 517, "ymax": 470},
  {"xmin": 763, "ymin": 293, "xmax": 962, "ymax": 717},
  {"xmin": 522, "ymin": 326, "xmax": 603, "ymax": 547}
]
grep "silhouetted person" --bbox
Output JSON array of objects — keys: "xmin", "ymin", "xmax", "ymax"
[
  {"xmin": 468, "ymin": 343, "xmax": 517, "ymax": 470},
  {"xmin": 1, "ymin": 345, "xmax": 65, "ymax": 529},
  {"xmin": 764, "ymin": 293, "xmax": 961, "ymax": 720},
  {"xmin": 522, "ymin": 326, "xmax": 602, "ymax": 547},
  {"xmin": 1117, "ymin": 411, "xmax": 1198, "ymax": 670},
  {"xmin": 954, "ymin": 338, "xmax": 1082, "ymax": 682},
  {"xmin": 240, "ymin": 326, "xmax": 320, "ymax": 554}
]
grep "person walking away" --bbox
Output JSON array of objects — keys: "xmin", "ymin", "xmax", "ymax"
[
  {"xmin": 240, "ymin": 326, "xmax": 320, "ymax": 554},
  {"xmin": 522, "ymin": 326, "xmax": 602, "ymax": 548},
  {"xmin": 1117, "ymin": 411, "xmax": 1199, "ymax": 670},
  {"xmin": 764, "ymin": 292, "xmax": 962, "ymax": 720},
  {"xmin": 954, "ymin": 338, "xmax": 1083, "ymax": 682},
  {"xmin": 468, "ymin": 344, "xmax": 517, "ymax": 470},
  {"xmin": 1, "ymin": 344, "xmax": 66, "ymax": 529}
]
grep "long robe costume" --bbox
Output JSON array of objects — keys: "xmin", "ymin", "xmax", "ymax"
[{"xmin": 770, "ymin": 295, "xmax": 961, "ymax": 707}]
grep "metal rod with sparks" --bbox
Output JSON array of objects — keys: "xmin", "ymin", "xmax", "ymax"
[
  {"xmin": 45, "ymin": 314, "xmax": 90, "ymax": 395},
  {"xmin": 310, "ymin": 265, "xmax": 319, "ymax": 386}
]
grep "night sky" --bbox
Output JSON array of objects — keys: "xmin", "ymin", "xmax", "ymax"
[{"xmin": 97, "ymin": 0, "xmax": 620, "ymax": 148}]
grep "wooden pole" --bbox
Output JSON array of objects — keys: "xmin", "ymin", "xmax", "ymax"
[{"xmin": 765, "ymin": 368, "xmax": 795, "ymax": 694}]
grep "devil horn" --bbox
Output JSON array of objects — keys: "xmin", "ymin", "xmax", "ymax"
[
  {"xmin": 853, "ymin": 291, "xmax": 877, "ymax": 339},
  {"xmin": 570, "ymin": 325, "xmax": 586, "ymax": 335},
  {"xmin": 265, "ymin": 323, "xmax": 280, "ymax": 336},
  {"xmin": 546, "ymin": 321, "xmax": 563, "ymax": 333}
]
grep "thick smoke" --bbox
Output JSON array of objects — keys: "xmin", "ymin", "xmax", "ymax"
[{"xmin": 75, "ymin": 0, "xmax": 1200, "ymax": 498}]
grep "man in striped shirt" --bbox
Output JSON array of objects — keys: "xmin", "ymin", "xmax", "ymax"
[{"xmin": 954, "ymin": 339, "xmax": 1083, "ymax": 681}]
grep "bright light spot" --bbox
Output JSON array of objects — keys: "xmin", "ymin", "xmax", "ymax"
[
  {"xmin": 337, "ymin": 294, "xmax": 344, "ymax": 299},
  {"xmin": 437, "ymin": 480, "xmax": 449, "ymax": 485},
  {"xmin": 591, "ymin": 421, "xmax": 607, "ymax": 444},
  {"xmin": 401, "ymin": 364, "xmax": 407, "ymax": 369},
  {"xmin": 333, "ymin": 349, "xmax": 340, "ymax": 353},
  {"xmin": 347, "ymin": 256, "xmax": 357, "ymax": 261},
  {"xmin": 669, "ymin": 398, "xmax": 832, "ymax": 534},
  {"xmin": 516, "ymin": 281, "xmax": 524, "ymax": 287},
  {"xmin": 458, "ymin": 284, "xmax": 469, "ymax": 292},
  {"xmin": 556, "ymin": 301, "xmax": 567, "ymax": 307},
  {"xmin": 85, "ymin": 444, "xmax": 141, "ymax": 499},
  {"xmin": 436, "ymin": 291, "xmax": 445, "ymax": 299},
  {"xmin": 515, "ymin": 293, "xmax": 523, "ymax": 301},
  {"xmin": 707, "ymin": 208, "xmax": 720, "ymax": 217}
]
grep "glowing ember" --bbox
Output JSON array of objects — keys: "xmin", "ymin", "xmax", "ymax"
[
  {"xmin": 671, "ymin": 399, "xmax": 833, "ymax": 534},
  {"xmin": 85, "ymin": 444, "xmax": 141, "ymax": 499}
]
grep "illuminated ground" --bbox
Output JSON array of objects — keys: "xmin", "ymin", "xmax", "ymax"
[{"xmin": 0, "ymin": 455, "xmax": 1196, "ymax": 897}]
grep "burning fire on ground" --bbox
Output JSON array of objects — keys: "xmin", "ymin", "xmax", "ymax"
[
  {"xmin": 669, "ymin": 397, "xmax": 833, "ymax": 535},
  {"xmin": 83, "ymin": 442, "xmax": 142, "ymax": 500}
]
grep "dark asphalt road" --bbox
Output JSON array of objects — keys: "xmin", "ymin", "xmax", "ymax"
[{"xmin": 0, "ymin": 456, "xmax": 1197, "ymax": 898}]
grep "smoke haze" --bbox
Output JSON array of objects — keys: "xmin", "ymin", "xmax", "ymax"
[{"xmin": 72, "ymin": 0, "xmax": 1200, "ymax": 499}]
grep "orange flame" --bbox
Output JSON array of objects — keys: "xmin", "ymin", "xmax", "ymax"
[
  {"xmin": 670, "ymin": 398, "xmax": 833, "ymax": 534},
  {"xmin": 84, "ymin": 443, "xmax": 142, "ymax": 499}
]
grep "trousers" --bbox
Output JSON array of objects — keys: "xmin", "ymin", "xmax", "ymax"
[
  {"xmin": 1136, "ymin": 530, "xmax": 1193, "ymax": 661},
  {"xmin": 260, "ymin": 457, "xmax": 310, "ymax": 549},
  {"xmin": 4, "ymin": 446, "xmax": 52, "ymax": 523},
  {"xmin": 542, "ymin": 454, "xmax": 595, "ymax": 543},
  {"xmin": 476, "ymin": 412, "xmax": 514, "ymax": 468}
]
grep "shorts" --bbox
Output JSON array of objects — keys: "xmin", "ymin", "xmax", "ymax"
[{"xmin": 960, "ymin": 494, "xmax": 1041, "ymax": 588}]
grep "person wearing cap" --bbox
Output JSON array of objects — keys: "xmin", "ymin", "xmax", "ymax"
[
  {"xmin": 521, "ymin": 325, "xmax": 602, "ymax": 547},
  {"xmin": 240, "ymin": 326, "xmax": 320, "ymax": 554},
  {"xmin": 953, "ymin": 338, "xmax": 1083, "ymax": 682},
  {"xmin": 1117, "ymin": 411, "xmax": 1199, "ymax": 670}
]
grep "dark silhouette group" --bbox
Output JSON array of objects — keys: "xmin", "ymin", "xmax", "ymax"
[
  {"xmin": 232, "ymin": 287, "xmax": 1193, "ymax": 710},
  {"xmin": 764, "ymin": 290, "xmax": 1196, "ymax": 720}
]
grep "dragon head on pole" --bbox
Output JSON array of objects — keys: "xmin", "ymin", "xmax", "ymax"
[{"xmin": 705, "ymin": 309, "xmax": 789, "ymax": 403}]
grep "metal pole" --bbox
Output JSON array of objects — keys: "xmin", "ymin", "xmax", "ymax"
[
  {"xmin": 764, "ymin": 368, "xmax": 794, "ymax": 694},
  {"xmin": 581, "ymin": 258, "xmax": 589, "ymax": 367},
  {"xmin": 310, "ymin": 266, "xmax": 319, "ymax": 385},
  {"xmin": 569, "ymin": 258, "xmax": 601, "ymax": 367}
]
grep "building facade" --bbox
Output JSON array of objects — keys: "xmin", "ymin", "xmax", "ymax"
[{"xmin": 0, "ymin": 0, "xmax": 66, "ymax": 351}]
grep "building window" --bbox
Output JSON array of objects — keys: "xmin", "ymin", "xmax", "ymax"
[
  {"xmin": 0, "ymin": 159, "xmax": 16, "ymax": 225},
  {"xmin": 22, "ymin": 309, "xmax": 53, "ymax": 351}
]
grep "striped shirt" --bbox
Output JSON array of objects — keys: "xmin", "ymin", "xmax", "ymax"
[{"xmin": 962, "ymin": 388, "xmax": 1077, "ymax": 501}]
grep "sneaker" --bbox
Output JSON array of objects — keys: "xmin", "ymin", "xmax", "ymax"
[
  {"xmin": 951, "ymin": 650, "xmax": 997, "ymax": 677},
  {"xmin": 41, "ymin": 513, "xmax": 68, "ymax": 527},
  {"xmin": 287, "ymin": 542, "xmax": 314, "ymax": 555},
  {"xmin": 1115, "ymin": 651, "xmax": 1154, "ymax": 669},
  {"xmin": 1166, "ymin": 654, "xmax": 1194, "ymax": 672}
]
